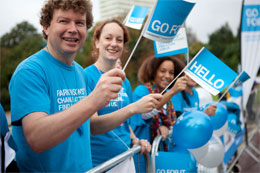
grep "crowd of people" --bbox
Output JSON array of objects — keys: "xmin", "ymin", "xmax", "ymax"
[{"xmin": 1, "ymin": 0, "xmax": 217, "ymax": 172}]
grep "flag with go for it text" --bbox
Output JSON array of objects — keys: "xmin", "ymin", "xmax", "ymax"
[
  {"xmin": 124, "ymin": 5, "xmax": 149, "ymax": 30},
  {"xmin": 143, "ymin": 0, "xmax": 196, "ymax": 43},
  {"xmin": 184, "ymin": 47, "xmax": 238, "ymax": 96}
]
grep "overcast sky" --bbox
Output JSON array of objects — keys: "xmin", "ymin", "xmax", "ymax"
[{"xmin": 0, "ymin": 0, "xmax": 243, "ymax": 43}]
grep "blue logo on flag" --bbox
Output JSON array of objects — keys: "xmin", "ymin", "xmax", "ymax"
[
  {"xmin": 185, "ymin": 48, "xmax": 238, "ymax": 96},
  {"xmin": 129, "ymin": 6, "xmax": 148, "ymax": 24}
]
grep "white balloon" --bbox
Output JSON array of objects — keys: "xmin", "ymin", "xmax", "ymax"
[
  {"xmin": 213, "ymin": 121, "xmax": 228, "ymax": 137},
  {"xmin": 189, "ymin": 142, "xmax": 209, "ymax": 161},
  {"xmin": 197, "ymin": 135, "xmax": 225, "ymax": 168},
  {"xmin": 196, "ymin": 87, "xmax": 213, "ymax": 108}
]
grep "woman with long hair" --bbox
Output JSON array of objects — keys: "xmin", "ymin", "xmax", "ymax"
[
  {"xmin": 133, "ymin": 56, "xmax": 188, "ymax": 143},
  {"xmin": 84, "ymin": 19, "xmax": 162, "ymax": 167}
]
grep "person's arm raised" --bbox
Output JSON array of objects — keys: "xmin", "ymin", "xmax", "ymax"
[
  {"xmin": 22, "ymin": 68, "xmax": 125, "ymax": 153},
  {"xmin": 156, "ymin": 76, "xmax": 187, "ymax": 109}
]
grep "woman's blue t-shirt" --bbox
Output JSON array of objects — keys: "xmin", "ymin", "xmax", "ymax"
[{"xmin": 84, "ymin": 64, "xmax": 132, "ymax": 167}]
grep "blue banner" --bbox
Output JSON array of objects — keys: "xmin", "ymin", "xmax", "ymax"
[
  {"xmin": 185, "ymin": 47, "xmax": 238, "ymax": 96},
  {"xmin": 224, "ymin": 129, "xmax": 245, "ymax": 164},
  {"xmin": 241, "ymin": 0, "xmax": 260, "ymax": 108},
  {"xmin": 241, "ymin": 4, "xmax": 260, "ymax": 32},
  {"xmin": 155, "ymin": 150, "xmax": 197, "ymax": 173},
  {"xmin": 143, "ymin": 0, "xmax": 196, "ymax": 43}
]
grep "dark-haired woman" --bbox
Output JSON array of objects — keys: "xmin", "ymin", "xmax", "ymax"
[{"xmin": 132, "ymin": 56, "xmax": 188, "ymax": 144}]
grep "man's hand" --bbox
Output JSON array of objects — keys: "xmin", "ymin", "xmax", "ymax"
[{"xmin": 90, "ymin": 68, "xmax": 125, "ymax": 109}]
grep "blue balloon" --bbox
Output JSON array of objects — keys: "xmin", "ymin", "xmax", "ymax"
[
  {"xmin": 207, "ymin": 102, "xmax": 228, "ymax": 130},
  {"xmin": 155, "ymin": 146, "xmax": 197, "ymax": 173},
  {"xmin": 172, "ymin": 111, "xmax": 213, "ymax": 149}
]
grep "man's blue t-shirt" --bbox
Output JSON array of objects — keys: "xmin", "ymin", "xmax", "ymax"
[
  {"xmin": 171, "ymin": 88, "xmax": 199, "ymax": 113},
  {"xmin": 84, "ymin": 64, "xmax": 132, "ymax": 167},
  {"xmin": 9, "ymin": 49, "xmax": 92, "ymax": 172}
]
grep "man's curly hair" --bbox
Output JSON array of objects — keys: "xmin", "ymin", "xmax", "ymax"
[{"xmin": 40, "ymin": 0, "xmax": 93, "ymax": 40}]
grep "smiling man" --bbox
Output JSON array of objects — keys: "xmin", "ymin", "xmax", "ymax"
[{"xmin": 8, "ymin": 0, "xmax": 126, "ymax": 172}]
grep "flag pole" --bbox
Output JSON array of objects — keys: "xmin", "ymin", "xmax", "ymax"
[
  {"xmin": 217, "ymin": 71, "xmax": 243, "ymax": 102},
  {"xmin": 122, "ymin": 0, "xmax": 158, "ymax": 71},
  {"xmin": 122, "ymin": 33, "xmax": 143, "ymax": 71}
]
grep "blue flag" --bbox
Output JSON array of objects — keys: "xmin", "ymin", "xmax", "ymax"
[
  {"xmin": 153, "ymin": 27, "xmax": 188, "ymax": 57},
  {"xmin": 124, "ymin": 5, "xmax": 149, "ymax": 30},
  {"xmin": 143, "ymin": 0, "xmax": 196, "ymax": 43},
  {"xmin": 184, "ymin": 47, "xmax": 238, "ymax": 96},
  {"xmin": 233, "ymin": 71, "xmax": 250, "ymax": 88}
]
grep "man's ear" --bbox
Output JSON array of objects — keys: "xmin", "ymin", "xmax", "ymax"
[{"xmin": 43, "ymin": 25, "xmax": 49, "ymax": 37}]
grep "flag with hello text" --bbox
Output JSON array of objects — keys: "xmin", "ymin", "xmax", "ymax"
[{"xmin": 184, "ymin": 47, "xmax": 238, "ymax": 96}]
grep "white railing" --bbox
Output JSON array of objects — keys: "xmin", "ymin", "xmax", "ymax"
[{"xmin": 87, "ymin": 145, "xmax": 151, "ymax": 173}]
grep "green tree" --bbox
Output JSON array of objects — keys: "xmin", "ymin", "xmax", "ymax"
[
  {"xmin": 206, "ymin": 23, "xmax": 240, "ymax": 71},
  {"xmin": 0, "ymin": 22, "xmax": 44, "ymax": 110},
  {"xmin": 1, "ymin": 21, "xmax": 38, "ymax": 48}
]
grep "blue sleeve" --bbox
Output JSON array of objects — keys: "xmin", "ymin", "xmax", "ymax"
[
  {"xmin": 125, "ymin": 78, "xmax": 134, "ymax": 103},
  {"xmin": 9, "ymin": 69, "xmax": 50, "ymax": 123},
  {"xmin": 0, "ymin": 104, "xmax": 17, "ymax": 151},
  {"xmin": 133, "ymin": 85, "xmax": 150, "ymax": 101},
  {"xmin": 0, "ymin": 104, "xmax": 9, "ymax": 136},
  {"xmin": 171, "ymin": 92, "xmax": 184, "ymax": 113},
  {"xmin": 131, "ymin": 85, "xmax": 151, "ymax": 130},
  {"xmin": 84, "ymin": 66, "xmax": 99, "ymax": 94}
]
